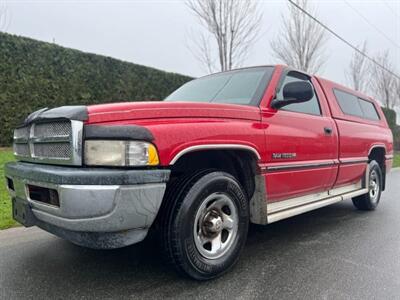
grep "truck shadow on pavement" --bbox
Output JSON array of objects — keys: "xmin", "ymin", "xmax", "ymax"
[{"xmin": 5, "ymin": 201, "xmax": 374, "ymax": 298}]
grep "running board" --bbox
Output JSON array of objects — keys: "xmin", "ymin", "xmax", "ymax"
[{"xmin": 267, "ymin": 188, "xmax": 368, "ymax": 224}]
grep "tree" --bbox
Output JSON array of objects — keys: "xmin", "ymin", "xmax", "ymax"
[
  {"xmin": 0, "ymin": 1, "xmax": 10, "ymax": 32},
  {"xmin": 346, "ymin": 41, "xmax": 370, "ymax": 93},
  {"xmin": 394, "ymin": 78, "xmax": 400, "ymax": 109},
  {"xmin": 270, "ymin": 0, "xmax": 328, "ymax": 74},
  {"xmin": 370, "ymin": 50, "xmax": 396, "ymax": 109},
  {"xmin": 186, "ymin": 0, "xmax": 262, "ymax": 73}
]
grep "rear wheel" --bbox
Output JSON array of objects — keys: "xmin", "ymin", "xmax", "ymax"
[
  {"xmin": 352, "ymin": 160, "xmax": 382, "ymax": 211},
  {"xmin": 160, "ymin": 170, "xmax": 249, "ymax": 280}
]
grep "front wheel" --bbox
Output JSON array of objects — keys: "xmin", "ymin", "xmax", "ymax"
[
  {"xmin": 161, "ymin": 171, "xmax": 249, "ymax": 280},
  {"xmin": 352, "ymin": 160, "xmax": 382, "ymax": 211}
]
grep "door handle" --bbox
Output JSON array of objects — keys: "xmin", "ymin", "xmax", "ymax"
[{"xmin": 324, "ymin": 127, "xmax": 333, "ymax": 135}]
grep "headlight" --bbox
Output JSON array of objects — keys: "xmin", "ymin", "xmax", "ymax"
[{"xmin": 84, "ymin": 140, "xmax": 159, "ymax": 166}]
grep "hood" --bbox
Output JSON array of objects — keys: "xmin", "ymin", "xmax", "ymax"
[{"xmin": 86, "ymin": 101, "xmax": 260, "ymax": 124}]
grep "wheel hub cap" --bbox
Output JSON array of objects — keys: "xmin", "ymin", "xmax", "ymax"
[
  {"xmin": 203, "ymin": 210, "xmax": 223, "ymax": 235},
  {"xmin": 369, "ymin": 169, "xmax": 380, "ymax": 203},
  {"xmin": 193, "ymin": 193, "xmax": 239, "ymax": 260}
]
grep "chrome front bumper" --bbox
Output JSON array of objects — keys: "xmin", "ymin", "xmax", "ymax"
[{"xmin": 5, "ymin": 162, "xmax": 170, "ymax": 249}]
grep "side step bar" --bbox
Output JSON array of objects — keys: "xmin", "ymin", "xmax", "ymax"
[{"xmin": 267, "ymin": 188, "xmax": 368, "ymax": 224}]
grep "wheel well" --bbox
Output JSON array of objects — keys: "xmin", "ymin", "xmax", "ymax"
[
  {"xmin": 369, "ymin": 147, "xmax": 386, "ymax": 190},
  {"xmin": 169, "ymin": 150, "xmax": 258, "ymax": 199}
]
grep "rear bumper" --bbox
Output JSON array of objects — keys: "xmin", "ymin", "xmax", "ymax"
[{"xmin": 5, "ymin": 162, "xmax": 170, "ymax": 249}]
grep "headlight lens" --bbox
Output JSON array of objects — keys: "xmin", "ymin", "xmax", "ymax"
[{"xmin": 84, "ymin": 140, "xmax": 159, "ymax": 166}]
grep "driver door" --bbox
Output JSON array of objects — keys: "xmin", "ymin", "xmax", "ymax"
[{"xmin": 262, "ymin": 71, "xmax": 338, "ymax": 202}]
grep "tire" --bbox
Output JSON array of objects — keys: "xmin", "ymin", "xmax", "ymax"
[
  {"xmin": 160, "ymin": 170, "xmax": 249, "ymax": 280},
  {"xmin": 352, "ymin": 160, "xmax": 382, "ymax": 211}
]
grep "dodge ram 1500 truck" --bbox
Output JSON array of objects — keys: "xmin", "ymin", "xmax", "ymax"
[{"xmin": 5, "ymin": 65, "xmax": 393, "ymax": 280}]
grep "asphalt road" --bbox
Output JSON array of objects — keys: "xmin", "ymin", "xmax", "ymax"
[{"xmin": 1, "ymin": 170, "xmax": 400, "ymax": 300}]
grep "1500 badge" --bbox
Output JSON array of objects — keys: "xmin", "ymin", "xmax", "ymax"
[{"xmin": 272, "ymin": 153, "xmax": 297, "ymax": 159}]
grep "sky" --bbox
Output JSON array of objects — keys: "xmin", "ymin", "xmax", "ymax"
[{"xmin": 1, "ymin": 0, "xmax": 400, "ymax": 117}]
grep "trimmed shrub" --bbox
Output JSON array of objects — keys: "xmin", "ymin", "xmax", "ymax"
[
  {"xmin": 393, "ymin": 127, "xmax": 400, "ymax": 151},
  {"xmin": 381, "ymin": 107, "xmax": 399, "ymax": 150},
  {"xmin": 0, "ymin": 32, "xmax": 192, "ymax": 146},
  {"xmin": 382, "ymin": 107, "xmax": 397, "ymax": 130}
]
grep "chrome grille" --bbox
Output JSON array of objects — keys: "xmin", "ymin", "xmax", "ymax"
[{"xmin": 13, "ymin": 120, "xmax": 83, "ymax": 165}]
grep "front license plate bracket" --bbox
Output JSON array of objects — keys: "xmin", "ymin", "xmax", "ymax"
[{"xmin": 12, "ymin": 198, "xmax": 36, "ymax": 227}]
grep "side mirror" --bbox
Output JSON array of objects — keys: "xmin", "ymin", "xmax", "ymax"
[{"xmin": 271, "ymin": 81, "xmax": 314, "ymax": 109}]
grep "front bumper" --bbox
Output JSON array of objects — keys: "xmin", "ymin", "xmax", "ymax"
[{"xmin": 5, "ymin": 162, "xmax": 170, "ymax": 249}]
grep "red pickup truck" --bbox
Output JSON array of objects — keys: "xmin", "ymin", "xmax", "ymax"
[{"xmin": 5, "ymin": 65, "xmax": 393, "ymax": 280}]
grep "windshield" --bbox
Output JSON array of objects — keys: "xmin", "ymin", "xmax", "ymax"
[{"xmin": 165, "ymin": 67, "xmax": 274, "ymax": 106}]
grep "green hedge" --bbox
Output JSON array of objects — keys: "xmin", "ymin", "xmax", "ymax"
[
  {"xmin": 382, "ymin": 107, "xmax": 397, "ymax": 130},
  {"xmin": 393, "ymin": 127, "xmax": 400, "ymax": 151},
  {"xmin": 382, "ymin": 108, "xmax": 399, "ymax": 151},
  {"xmin": 0, "ymin": 32, "xmax": 192, "ymax": 146}
]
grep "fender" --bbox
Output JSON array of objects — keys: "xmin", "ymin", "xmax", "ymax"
[{"xmin": 368, "ymin": 144, "xmax": 387, "ymax": 156}]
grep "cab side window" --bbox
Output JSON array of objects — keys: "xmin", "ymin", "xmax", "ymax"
[
  {"xmin": 276, "ymin": 72, "xmax": 321, "ymax": 116},
  {"xmin": 333, "ymin": 89, "xmax": 363, "ymax": 117},
  {"xmin": 333, "ymin": 88, "xmax": 380, "ymax": 121}
]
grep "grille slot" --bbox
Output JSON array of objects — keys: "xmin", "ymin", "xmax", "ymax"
[
  {"xmin": 12, "ymin": 120, "xmax": 82, "ymax": 165},
  {"xmin": 33, "ymin": 143, "xmax": 71, "ymax": 159},
  {"xmin": 34, "ymin": 121, "xmax": 71, "ymax": 138},
  {"xmin": 13, "ymin": 143, "xmax": 30, "ymax": 157},
  {"xmin": 14, "ymin": 126, "xmax": 30, "ymax": 140}
]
